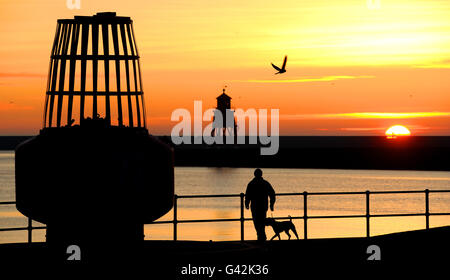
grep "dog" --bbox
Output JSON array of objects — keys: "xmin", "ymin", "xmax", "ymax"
[{"xmin": 265, "ymin": 216, "xmax": 299, "ymax": 240}]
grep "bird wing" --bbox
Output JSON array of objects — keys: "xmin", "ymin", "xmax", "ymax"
[
  {"xmin": 282, "ymin": 55, "xmax": 287, "ymax": 70},
  {"xmin": 271, "ymin": 63, "xmax": 281, "ymax": 71}
]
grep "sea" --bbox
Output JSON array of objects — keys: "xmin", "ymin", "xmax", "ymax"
[{"xmin": 1, "ymin": 150, "xmax": 450, "ymax": 243}]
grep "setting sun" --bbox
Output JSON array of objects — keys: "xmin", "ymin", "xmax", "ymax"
[{"xmin": 386, "ymin": 125, "xmax": 411, "ymax": 138}]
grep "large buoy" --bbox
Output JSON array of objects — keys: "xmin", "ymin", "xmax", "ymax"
[{"xmin": 15, "ymin": 12, "xmax": 174, "ymax": 260}]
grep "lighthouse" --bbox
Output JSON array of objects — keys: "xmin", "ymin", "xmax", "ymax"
[
  {"xmin": 211, "ymin": 87, "xmax": 237, "ymax": 140},
  {"xmin": 14, "ymin": 12, "xmax": 174, "ymax": 259}
]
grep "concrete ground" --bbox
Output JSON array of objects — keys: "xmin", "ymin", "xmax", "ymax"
[{"xmin": 0, "ymin": 226, "xmax": 448, "ymax": 276}]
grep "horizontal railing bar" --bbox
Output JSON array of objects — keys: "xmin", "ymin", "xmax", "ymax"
[
  {"xmin": 265, "ymin": 215, "xmax": 366, "ymax": 220},
  {"xmin": 5, "ymin": 213, "xmax": 450, "ymax": 228},
  {"xmin": 298, "ymin": 190, "xmax": 446, "ymax": 195},
  {"xmin": 151, "ymin": 212, "xmax": 450, "ymax": 225},
  {"xmin": 149, "ymin": 220, "xmax": 174, "ymax": 225},
  {"xmin": 177, "ymin": 194, "xmax": 241, "ymax": 199},
  {"xmin": 31, "ymin": 226, "xmax": 46, "ymax": 230},
  {"xmin": 0, "ymin": 226, "xmax": 46, "ymax": 232},
  {"xmin": 177, "ymin": 218, "xmax": 245, "ymax": 223},
  {"xmin": 273, "ymin": 193, "xmax": 304, "ymax": 196},
  {"xmin": 307, "ymin": 190, "xmax": 450, "ymax": 195},
  {"xmin": 46, "ymin": 91, "xmax": 143, "ymax": 96},
  {"xmin": 302, "ymin": 192, "xmax": 366, "ymax": 196},
  {"xmin": 151, "ymin": 216, "xmax": 307, "ymax": 225},
  {"xmin": 51, "ymin": 54, "xmax": 139, "ymax": 60},
  {"xmin": 176, "ymin": 190, "xmax": 450, "ymax": 199},
  {"xmin": 430, "ymin": 213, "xmax": 450, "ymax": 216},
  {"xmin": 429, "ymin": 190, "xmax": 450, "ymax": 193},
  {"xmin": 0, "ymin": 202, "xmax": 15, "ymax": 205},
  {"xmin": 0, "ymin": 227, "xmax": 28, "ymax": 232}
]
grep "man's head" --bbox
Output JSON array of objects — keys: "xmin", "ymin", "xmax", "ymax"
[{"xmin": 254, "ymin": 168, "xmax": 263, "ymax": 178}]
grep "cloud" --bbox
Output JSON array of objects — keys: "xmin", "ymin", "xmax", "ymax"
[
  {"xmin": 413, "ymin": 59, "xmax": 450, "ymax": 69},
  {"xmin": 339, "ymin": 127, "xmax": 385, "ymax": 131},
  {"xmin": 414, "ymin": 64, "xmax": 450, "ymax": 69},
  {"xmin": 282, "ymin": 112, "xmax": 450, "ymax": 120},
  {"xmin": 240, "ymin": 75, "xmax": 375, "ymax": 83},
  {"xmin": 335, "ymin": 112, "xmax": 450, "ymax": 119}
]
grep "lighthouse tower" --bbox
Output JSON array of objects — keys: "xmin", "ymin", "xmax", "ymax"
[{"xmin": 211, "ymin": 87, "xmax": 237, "ymax": 140}]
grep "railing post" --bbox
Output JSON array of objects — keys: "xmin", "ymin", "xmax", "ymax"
[
  {"xmin": 303, "ymin": 191, "xmax": 308, "ymax": 240},
  {"xmin": 27, "ymin": 217, "xmax": 32, "ymax": 244},
  {"xmin": 425, "ymin": 189, "xmax": 429, "ymax": 230},
  {"xmin": 366, "ymin": 190, "xmax": 370, "ymax": 238},
  {"xmin": 173, "ymin": 194, "xmax": 178, "ymax": 241},
  {"xmin": 240, "ymin": 193, "xmax": 245, "ymax": 241}
]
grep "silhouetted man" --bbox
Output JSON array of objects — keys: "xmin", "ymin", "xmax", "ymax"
[{"xmin": 245, "ymin": 168, "xmax": 276, "ymax": 241}]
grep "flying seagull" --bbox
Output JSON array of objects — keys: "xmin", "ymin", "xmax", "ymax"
[{"xmin": 271, "ymin": 55, "xmax": 287, "ymax": 74}]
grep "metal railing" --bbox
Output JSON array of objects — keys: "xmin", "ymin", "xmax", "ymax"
[
  {"xmin": 1, "ymin": 189, "xmax": 450, "ymax": 243},
  {"xmin": 0, "ymin": 201, "xmax": 46, "ymax": 243},
  {"xmin": 153, "ymin": 189, "xmax": 450, "ymax": 241}
]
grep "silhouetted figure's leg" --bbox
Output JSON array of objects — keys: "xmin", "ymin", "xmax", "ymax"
[{"xmin": 251, "ymin": 208, "xmax": 267, "ymax": 241}]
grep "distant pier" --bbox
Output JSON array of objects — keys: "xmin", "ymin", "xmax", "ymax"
[{"xmin": 3, "ymin": 136, "xmax": 450, "ymax": 171}]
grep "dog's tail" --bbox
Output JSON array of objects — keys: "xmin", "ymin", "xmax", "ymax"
[{"xmin": 289, "ymin": 215, "xmax": 292, "ymax": 222}]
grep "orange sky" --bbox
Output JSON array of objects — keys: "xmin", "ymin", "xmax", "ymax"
[{"xmin": 0, "ymin": 0, "xmax": 449, "ymax": 135}]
